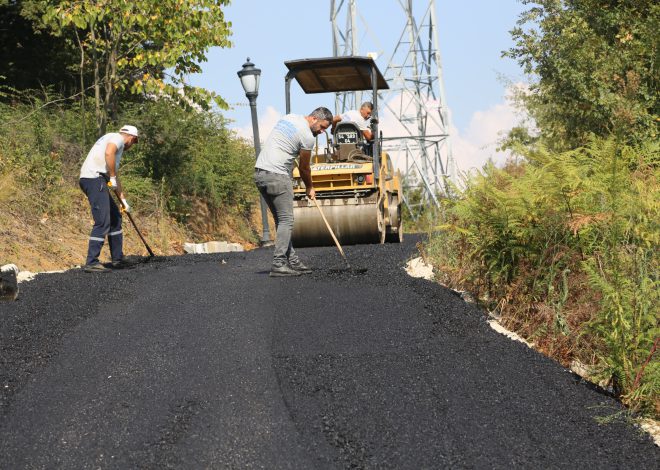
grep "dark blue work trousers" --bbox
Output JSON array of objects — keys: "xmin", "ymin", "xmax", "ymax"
[{"xmin": 79, "ymin": 177, "xmax": 123, "ymax": 266}]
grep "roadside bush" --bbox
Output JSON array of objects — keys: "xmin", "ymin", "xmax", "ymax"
[
  {"xmin": 426, "ymin": 137, "xmax": 659, "ymax": 414},
  {"xmin": 0, "ymin": 98, "xmax": 85, "ymax": 217},
  {"xmin": 119, "ymin": 99, "xmax": 258, "ymax": 221}
]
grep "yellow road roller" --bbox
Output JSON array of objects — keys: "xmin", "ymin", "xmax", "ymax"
[{"xmin": 285, "ymin": 56, "xmax": 403, "ymax": 246}]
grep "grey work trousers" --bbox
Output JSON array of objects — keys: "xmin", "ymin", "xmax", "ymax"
[{"xmin": 254, "ymin": 169, "xmax": 297, "ymax": 265}]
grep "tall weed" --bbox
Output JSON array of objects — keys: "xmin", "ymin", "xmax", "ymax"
[{"xmin": 0, "ymin": 97, "xmax": 82, "ymax": 217}]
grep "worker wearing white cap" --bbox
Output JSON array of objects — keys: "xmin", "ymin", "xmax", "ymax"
[{"xmin": 79, "ymin": 125, "xmax": 139, "ymax": 272}]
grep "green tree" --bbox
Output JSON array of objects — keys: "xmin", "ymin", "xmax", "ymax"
[
  {"xmin": 24, "ymin": 0, "xmax": 232, "ymax": 135},
  {"xmin": 504, "ymin": 0, "xmax": 659, "ymax": 149},
  {"xmin": 120, "ymin": 99, "xmax": 257, "ymax": 214}
]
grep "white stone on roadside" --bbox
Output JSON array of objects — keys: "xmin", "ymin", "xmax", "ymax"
[
  {"xmin": 206, "ymin": 241, "xmax": 243, "ymax": 253},
  {"xmin": 488, "ymin": 320, "xmax": 534, "ymax": 348},
  {"xmin": 184, "ymin": 242, "xmax": 207, "ymax": 254},
  {"xmin": 17, "ymin": 271, "xmax": 36, "ymax": 282},
  {"xmin": 405, "ymin": 257, "xmax": 434, "ymax": 280},
  {"xmin": 183, "ymin": 241, "xmax": 244, "ymax": 254},
  {"xmin": 569, "ymin": 359, "xmax": 594, "ymax": 379},
  {"xmin": 17, "ymin": 270, "xmax": 66, "ymax": 283},
  {"xmin": 640, "ymin": 419, "xmax": 660, "ymax": 447},
  {"xmin": 0, "ymin": 264, "xmax": 19, "ymax": 301}
]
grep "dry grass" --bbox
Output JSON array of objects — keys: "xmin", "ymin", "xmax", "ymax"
[
  {"xmin": 0, "ymin": 187, "xmax": 260, "ymax": 272},
  {"xmin": 184, "ymin": 198, "xmax": 264, "ymax": 249},
  {"xmin": 500, "ymin": 275, "xmax": 602, "ymax": 370}
]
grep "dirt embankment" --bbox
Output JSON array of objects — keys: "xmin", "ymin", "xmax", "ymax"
[{"xmin": 0, "ymin": 194, "xmax": 263, "ymax": 273}]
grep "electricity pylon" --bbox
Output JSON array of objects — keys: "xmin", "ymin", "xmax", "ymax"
[{"xmin": 330, "ymin": 0, "xmax": 456, "ymax": 219}]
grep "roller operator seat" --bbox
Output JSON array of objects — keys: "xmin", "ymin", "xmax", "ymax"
[{"xmin": 334, "ymin": 121, "xmax": 366, "ymax": 161}]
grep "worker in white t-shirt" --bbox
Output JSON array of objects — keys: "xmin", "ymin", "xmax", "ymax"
[
  {"xmin": 332, "ymin": 101, "xmax": 374, "ymax": 141},
  {"xmin": 78, "ymin": 125, "xmax": 139, "ymax": 273},
  {"xmin": 254, "ymin": 107, "xmax": 333, "ymax": 277}
]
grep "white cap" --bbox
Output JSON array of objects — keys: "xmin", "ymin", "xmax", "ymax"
[{"xmin": 119, "ymin": 125, "xmax": 139, "ymax": 137}]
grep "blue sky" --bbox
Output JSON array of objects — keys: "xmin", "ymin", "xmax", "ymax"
[{"xmin": 189, "ymin": 0, "xmax": 530, "ymax": 171}]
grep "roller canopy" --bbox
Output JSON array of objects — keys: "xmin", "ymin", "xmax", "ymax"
[{"xmin": 284, "ymin": 57, "xmax": 389, "ymax": 94}]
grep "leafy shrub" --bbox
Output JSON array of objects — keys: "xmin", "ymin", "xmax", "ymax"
[
  {"xmin": 119, "ymin": 100, "xmax": 258, "ymax": 220},
  {"xmin": 0, "ymin": 97, "xmax": 82, "ymax": 216}
]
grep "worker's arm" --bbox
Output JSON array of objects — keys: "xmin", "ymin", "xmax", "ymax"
[
  {"xmin": 298, "ymin": 149, "xmax": 315, "ymax": 199},
  {"xmin": 105, "ymin": 143, "xmax": 122, "ymax": 193},
  {"xmin": 331, "ymin": 114, "xmax": 343, "ymax": 133},
  {"xmin": 362, "ymin": 117, "xmax": 377, "ymax": 141},
  {"xmin": 105, "ymin": 142, "xmax": 129, "ymax": 209},
  {"xmin": 105, "ymin": 142, "xmax": 118, "ymax": 178}
]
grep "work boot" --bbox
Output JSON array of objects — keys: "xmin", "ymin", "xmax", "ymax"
[
  {"xmin": 83, "ymin": 263, "xmax": 111, "ymax": 273},
  {"xmin": 288, "ymin": 258, "xmax": 312, "ymax": 274},
  {"xmin": 111, "ymin": 259, "xmax": 136, "ymax": 270},
  {"xmin": 269, "ymin": 263, "xmax": 302, "ymax": 277}
]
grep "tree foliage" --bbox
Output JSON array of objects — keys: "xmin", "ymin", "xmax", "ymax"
[
  {"xmin": 504, "ymin": 0, "xmax": 659, "ymax": 149},
  {"xmin": 0, "ymin": 1, "xmax": 79, "ymax": 95},
  {"xmin": 22, "ymin": 0, "xmax": 233, "ymax": 135}
]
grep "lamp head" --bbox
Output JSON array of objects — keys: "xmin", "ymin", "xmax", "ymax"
[{"xmin": 237, "ymin": 57, "xmax": 261, "ymax": 97}]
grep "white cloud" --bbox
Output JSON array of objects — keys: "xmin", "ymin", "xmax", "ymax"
[
  {"xmin": 451, "ymin": 83, "xmax": 529, "ymax": 175},
  {"xmin": 378, "ymin": 85, "xmax": 528, "ymax": 179},
  {"xmin": 232, "ymin": 106, "xmax": 282, "ymax": 143},
  {"xmin": 450, "ymin": 101, "xmax": 517, "ymax": 174}
]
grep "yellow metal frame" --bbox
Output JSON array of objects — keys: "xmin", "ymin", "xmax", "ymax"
[{"xmin": 291, "ymin": 140, "xmax": 402, "ymax": 244}]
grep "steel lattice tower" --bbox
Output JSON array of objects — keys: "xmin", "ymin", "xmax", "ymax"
[{"xmin": 330, "ymin": 0, "xmax": 455, "ymax": 218}]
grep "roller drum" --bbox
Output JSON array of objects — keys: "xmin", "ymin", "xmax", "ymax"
[{"xmin": 292, "ymin": 199, "xmax": 380, "ymax": 247}]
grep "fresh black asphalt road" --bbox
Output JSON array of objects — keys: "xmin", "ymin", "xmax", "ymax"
[{"xmin": 1, "ymin": 236, "xmax": 657, "ymax": 469}]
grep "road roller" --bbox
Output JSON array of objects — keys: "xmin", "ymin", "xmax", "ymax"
[{"xmin": 284, "ymin": 56, "xmax": 403, "ymax": 247}]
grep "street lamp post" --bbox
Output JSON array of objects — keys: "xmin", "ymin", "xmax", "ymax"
[{"xmin": 238, "ymin": 57, "xmax": 271, "ymax": 246}]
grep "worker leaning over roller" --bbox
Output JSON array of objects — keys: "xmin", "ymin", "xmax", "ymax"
[
  {"xmin": 332, "ymin": 101, "xmax": 374, "ymax": 141},
  {"xmin": 79, "ymin": 125, "xmax": 138, "ymax": 273},
  {"xmin": 254, "ymin": 107, "xmax": 333, "ymax": 277}
]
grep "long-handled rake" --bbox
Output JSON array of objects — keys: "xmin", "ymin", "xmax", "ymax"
[
  {"xmin": 110, "ymin": 188, "xmax": 155, "ymax": 257},
  {"xmin": 312, "ymin": 198, "xmax": 366, "ymax": 274}
]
